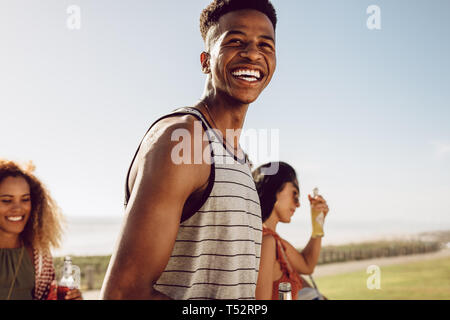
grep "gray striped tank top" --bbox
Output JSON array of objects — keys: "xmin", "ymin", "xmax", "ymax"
[{"xmin": 152, "ymin": 107, "xmax": 262, "ymax": 300}]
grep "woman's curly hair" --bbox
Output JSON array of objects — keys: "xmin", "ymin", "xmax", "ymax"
[{"xmin": 0, "ymin": 159, "xmax": 64, "ymax": 252}]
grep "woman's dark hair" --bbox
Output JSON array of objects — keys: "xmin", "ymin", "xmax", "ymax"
[
  {"xmin": 200, "ymin": 0, "xmax": 277, "ymax": 41},
  {"xmin": 252, "ymin": 162, "xmax": 298, "ymax": 222}
]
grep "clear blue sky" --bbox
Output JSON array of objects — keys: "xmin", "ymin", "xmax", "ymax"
[{"xmin": 1, "ymin": 0, "xmax": 449, "ymax": 247}]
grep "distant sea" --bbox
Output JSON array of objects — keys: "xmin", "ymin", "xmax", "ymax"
[
  {"xmin": 53, "ymin": 216, "xmax": 123, "ymax": 257},
  {"xmin": 52, "ymin": 215, "xmax": 450, "ymax": 257}
]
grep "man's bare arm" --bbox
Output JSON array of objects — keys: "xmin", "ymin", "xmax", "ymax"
[{"xmin": 100, "ymin": 117, "xmax": 210, "ymax": 299}]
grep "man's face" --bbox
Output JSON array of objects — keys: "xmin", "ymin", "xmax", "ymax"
[{"xmin": 205, "ymin": 9, "xmax": 276, "ymax": 104}]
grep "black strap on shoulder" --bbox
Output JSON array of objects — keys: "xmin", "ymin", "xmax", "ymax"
[{"xmin": 124, "ymin": 107, "xmax": 213, "ymax": 208}]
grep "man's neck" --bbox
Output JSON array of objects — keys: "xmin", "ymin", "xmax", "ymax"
[{"xmin": 200, "ymin": 92, "xmax": 250, "ymax": 151}]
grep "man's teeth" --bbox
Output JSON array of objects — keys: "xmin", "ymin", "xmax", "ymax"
[
  {"xmin": 240, "ymin": 76, "xmax": 258, "ymax": 82},
  {"xmin": 7, "ymin": 216, "xmax": 23, "ymax": 222},
  {"xmin": 232, "ymin": 69, "xmax": 261, "ymax": 80}
]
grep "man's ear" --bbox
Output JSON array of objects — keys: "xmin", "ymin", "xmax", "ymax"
[{"xmin": 200, "ymin": 52, "xmax": 210, "ymax": 74}]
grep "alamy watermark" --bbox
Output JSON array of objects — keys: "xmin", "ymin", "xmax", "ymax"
[
  {"xmin": 367, "ymin": 5, "xmax": 381, "ymax": 30},
  {"xmin": 67, "ymin": 5, "xmax": 81, "ymax": 30},
  {"xmin": 366, "ymin": 265, "xmax": 381, "ymax": 290},
  {"xmin": 170, "ymin": 121, "xmax": 280, "ymax": 175},
  {"xmin": 65, "ymin": 5, "xmax": 381, "ymax": 31}
]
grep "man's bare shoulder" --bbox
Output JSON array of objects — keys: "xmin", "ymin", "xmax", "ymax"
[
  {"xmin": 134, "ymin": 113, "xmax": 211, "ymax": 194},
  {"xmin": 139, "ymin": 114, "xmax": 206, "ymax": 154}
]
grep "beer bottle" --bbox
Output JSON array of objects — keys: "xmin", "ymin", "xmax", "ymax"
[
  {"xmin": 278, "ymin": 282, "xmax": 292, "ymax": 300},
  {"xmin": 311, "ymin": 187, "xmax": 325, "ymax": 238}
]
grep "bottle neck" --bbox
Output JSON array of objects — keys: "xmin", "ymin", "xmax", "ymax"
[
  {"xmin": 63, "ymin": 261, "xmax": 73, "ymax": 277},
  {"xmin": 278, "ymin": 282, "xmax": 292, "ymax": 300}
]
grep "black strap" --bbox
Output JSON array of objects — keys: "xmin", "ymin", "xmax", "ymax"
[{"xmin": 124, "ymin": 107, "xmax": 214, "ymax": 210}]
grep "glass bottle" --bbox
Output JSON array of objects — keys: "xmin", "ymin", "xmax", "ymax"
[
  {"xmin": 278, "ymin": 282, "xmax": 292, "ymax": 300},
  {"xmin": 311, "ymin": 187, "xmax": 325, "ymax": 237},
  {"xmin": 57, "ymin": 256, "xmax": 80, "ymax": 300}
]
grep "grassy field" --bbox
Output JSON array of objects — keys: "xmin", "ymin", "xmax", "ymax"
[
  {"xmin": 316, "ymin": 240, "xmax": 442, "ymax": 264},
  {"xmin": 314, "ymin": 256, "xmax": 450, "ymax": 300}
]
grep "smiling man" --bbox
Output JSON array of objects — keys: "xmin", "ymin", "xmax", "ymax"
[{"xmin": 101, "ymin": 0, "xmax": 277, "ymax": 300}]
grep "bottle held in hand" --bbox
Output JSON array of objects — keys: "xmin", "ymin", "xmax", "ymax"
[
  {"xmin": 57, "ymin": 256, "xmax": 81, "ymax": 300},
  {"xmin": 311, "ymin": 187, "xmax": 324, "ymax": 238}
]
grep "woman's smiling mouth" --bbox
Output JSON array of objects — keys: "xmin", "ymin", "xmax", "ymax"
[{"xmin": 6, "ymin": 215, "xmax": 25, "ymax": 222}]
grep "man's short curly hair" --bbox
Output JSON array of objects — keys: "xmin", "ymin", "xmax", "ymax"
[{"xmin": 200, "ymin": 0, "xmax": 277, "ymax": 42}]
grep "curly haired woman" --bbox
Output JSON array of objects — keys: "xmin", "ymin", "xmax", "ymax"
[{"xmin": 0, "ymin": 159, "xmax": 82, "ymax": 300}]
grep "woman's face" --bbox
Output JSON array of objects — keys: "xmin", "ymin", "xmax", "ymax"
[
  {"xmin": 0, "ymin": 176, "xmax": 32, "ymax": 240},
  {"xmin": 273, "ymin": 181, "xmax": 300, "ymax": 223}
]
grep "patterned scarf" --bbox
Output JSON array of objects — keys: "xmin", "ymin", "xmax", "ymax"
[{"xmin": 32, "ymin": 248, "xmax": 55, "ymax": 300}]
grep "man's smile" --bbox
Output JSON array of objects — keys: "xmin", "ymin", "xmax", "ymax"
[
  {"xmin": 229, "ymin": 64, "xmax": 266, "ymax": 86},
  {"xmin": 231, "ymin": 68, "xmax": 263, "ymax": 82}
]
